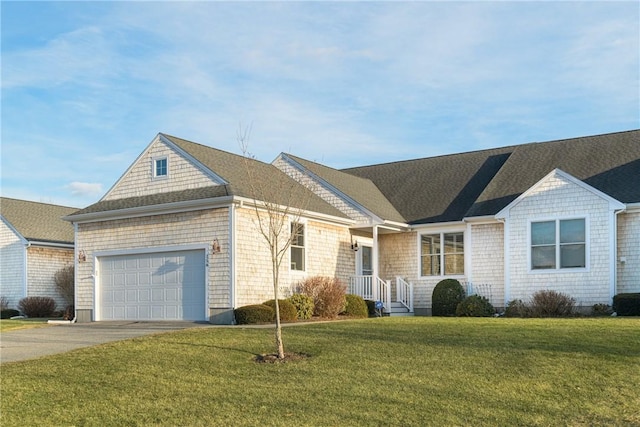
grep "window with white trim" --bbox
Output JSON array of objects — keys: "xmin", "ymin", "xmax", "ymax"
[
  {"xmin": 531, "ymin": 218, "xmax": 586, "ymax": 270},
  {"xmin": 290, "ymin": 222, "xmax": 305, "ymax": 271},
  {"xmin": 153, "ymin": 157, "xmax": 168, "ymax": 178},
  {"xmin": 421, "ymin": 232, "xmax": 464, "ymax": 276}
]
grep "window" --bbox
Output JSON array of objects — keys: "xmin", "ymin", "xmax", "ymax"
[
  {"xmin": 531, "ymin": 218, "xmax": 585, "ymax": 270},
  {"xmin": 290, "ymin": 223, "xmax": 305, "ymax": 271},
  {"xmin": 154, "ymin": 157, "xmax": 168, "ymax": 178},
  {"xmin": 421, "ymin": 232, "xmax": 464, "ymax": 276}
]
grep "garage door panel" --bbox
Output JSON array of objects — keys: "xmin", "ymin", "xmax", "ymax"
[{"xmin": 100, "ymin": 250, "xmax": 206, "ymax": 321}]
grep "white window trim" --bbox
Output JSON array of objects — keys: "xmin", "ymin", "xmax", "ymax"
[
  {"xmin": 152, "ymin": 156, "xmax": 169, "ymax": 180},
  {"xmin": 290, "ymin": 220, "xmax": 306, "ymax": 273},
  {"xmin": 418, "ymin": 228, "xmax": 466, "ymax": 278},
  {"xmin": 527, "ymin": 215, "xmax": 590, "ymax": 273}
]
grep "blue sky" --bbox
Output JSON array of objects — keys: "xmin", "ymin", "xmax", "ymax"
[{"xmin": 2, "ymin": 1, "xmax": 638, "ymax": 208}]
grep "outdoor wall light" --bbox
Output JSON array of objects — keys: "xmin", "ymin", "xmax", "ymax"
[
  {"xmin": 351, "ymin": 241, "xmax": 359, "ymax": 252},
  {"xmin": 78, "ymin": 250, "xmax": 87, "ymax": 263},
  {"xmin": 212, "ymin": 238, "xmax": 221, "ymax": 254}
]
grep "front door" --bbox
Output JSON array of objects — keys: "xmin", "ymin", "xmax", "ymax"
[{"xmin": 357, "ymin": 245, "xmax": 373, "ymax": 276}]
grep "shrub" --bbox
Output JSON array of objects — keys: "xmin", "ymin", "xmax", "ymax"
[
  {"xmin": 613, "ymin": 293, "xmax": 640, "ymax": 316},
  {"xmin": 591, "ymin": 303, "xmax": 613, "ymax": 317},
  {"xmin": 1, "ymin": 309, "xmax": 20, "ymax": 319},
  {"xmin": 18, "ymin": 297, "xmax": 56, "ymax": 318},
  {"xmin": 297, "ymin": 276, "xmax": 347, "ymax": 318},
  {"xmin": 504, "ymin": 299, "xmax": 530, "ymax": 318},
  {"xmin": 342, "ymin": 294, "xmax": 368, "ymax": 318},
  {"xmin": 456, "ymin": 295, "xmax": 495, "ymax": 317},
  {"xmin": 529, "ymin": 290, "xmax": 575, "ymax": 317},
  {"xmin": 234, "ymin": 304, "xmax": 274, "ymax": 325},
  {"xmin": 432, "ymin": 279, "xmax": 465, "ymax": 316},
  {"xmin": 263, "ymin": 299, "xmax": 298, "ymax": 322},
  {"xmin": 54, "ymin": 265, "xmax": 74, "ymax": 306},
  {"xmin": 364, "ymin": 300, "xmax": 377, "ymax": 317},
  {"xmin": 288, "ymin": 294, "xmax": 314, "ymax": 320}
]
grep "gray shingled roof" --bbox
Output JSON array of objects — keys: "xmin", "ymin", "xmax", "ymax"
[
  {"xmin": 1, "ymin": 197, "xmax": 76, "ymax": 244},
  {"xmin": 343, "ymin": 130, "xmax": 640, "ymax": 224},
  {"xmin": 65, "ymin": 186, "xmax": 230, "ymax": 216},
  {"xmin": 282, "ymin": 154, "xmax": 406, "ymax": 223},
  {"xmin": 68, "ymin": 134, "xmax": 348, "ymax": 220}
]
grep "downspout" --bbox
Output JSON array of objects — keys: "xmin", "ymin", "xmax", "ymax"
[
  {"xmin": 497, "ymin": 217, "xmax": 510, "ymax": 307},
  {"xmin": 611, "ymin": 208, "xmax": 624, "ymax": 302},
  {"xmin": 23, "ymin": 241, "xmax": 30, "ymax": 303},
  {"xmin": 230, "ymin": 203, "xmax": 237, "ymax": 322}
]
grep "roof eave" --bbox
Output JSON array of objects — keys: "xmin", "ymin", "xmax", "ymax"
[
  {"xmin": 27, "ymin": 240, "xmax": 75, "ymax": 249},
  {"xmin": 65, "ymin": 196, "xmax": 235, "ymax": 224}
]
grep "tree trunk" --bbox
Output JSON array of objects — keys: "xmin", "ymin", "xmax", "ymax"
[{"xmin": 273, "ymin": 249, "xmax": 285, "ymax": 359}]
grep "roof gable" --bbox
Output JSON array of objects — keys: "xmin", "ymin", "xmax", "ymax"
[
  {"xmin": 102, "ymin": 134, "xmax": 224, "ymax": 202},
  {"xmin": 495, "ymin": 168, "xmax": 626, "ymax": 219},
  {"xmin": 70, "ymin": 134, "xmax": 348, "ymax": 221},
  {"xmin": 467, "ymin": 130, "xmax": 640, "ymax": 217},
  {"xmin": 0, "ymin": 198, "xmax": 76, "ymax": 245},
  {"xmin": 277, "ymin": 153, "xmax": 406, "ymax": 224}
]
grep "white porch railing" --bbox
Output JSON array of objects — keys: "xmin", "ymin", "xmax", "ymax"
[
  {"xmin": 396, "ymin": 276, "xmax": 414, "ymax": 312},
  {"xmin": 349, "ymin": 276, "xmax": 391, "ymax": 312}
]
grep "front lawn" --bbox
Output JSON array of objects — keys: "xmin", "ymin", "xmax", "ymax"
[
  {"xmin": 0, "ymin": 318, "xmax": 49, "ymax": 332},
  {"xmin": 2, "ymin": 317, "xmax": 638, "ymax": 426}
]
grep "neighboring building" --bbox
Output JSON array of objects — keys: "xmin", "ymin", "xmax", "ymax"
[
  {"xmin": 64, "ymin": 130, "xmax": 640, "ymax": 323},
  {"xmin": 1, "ymin": 198, "xmax": 77, "ymax": 310}
]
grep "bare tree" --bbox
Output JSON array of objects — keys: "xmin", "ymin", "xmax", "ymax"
[
  {"xmin": 54, "ymin": 265, "xmax": 74, "ymax": 307},
  {"xmin": 238, "ymin": 125, "xmax": 313, "ymax": 359}
]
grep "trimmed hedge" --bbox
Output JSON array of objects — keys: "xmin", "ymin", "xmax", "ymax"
[
  {"xmin": 613, "ymin": 293, "xmax": 640, "ymax": 316},
  {"xmin": 234, "ymin": 304, "xmax": 274, "ymax": 325},
  {"xmin": 18, "ymin": 297, "xmax": 56, "ymax": 318},
  {"xmin": 288, "ymin": 294, "xmax": 314, "ymax": 320},
  {"xmin": 456, "ymin": 295, "xmax": 495, "ymax": 317},
  {"xmin": 342, "ymin": 294, "xmax": 368, "ymax": 318},
  {"xmin": 432, "ymin": 279, "xmax": 465, "ymax": 316},
  {"xmin": 263, "ymin": 299, "xmax": 298, "ymax": 322}
]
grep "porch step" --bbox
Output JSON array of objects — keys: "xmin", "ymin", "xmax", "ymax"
[{"xmin": 387, "ymin": 301, "xmax": 414, "ymax": 317}]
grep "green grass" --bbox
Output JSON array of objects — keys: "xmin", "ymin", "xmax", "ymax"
[
  {"xmin": 0, "ymin": 318, "xmax": 49, "ymax": 332},
  {"xmin": 2, "ymin": 317, "xmax": 639, "ymax": 426}
]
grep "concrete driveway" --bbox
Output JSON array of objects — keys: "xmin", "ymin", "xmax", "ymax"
[{"xmin": 0, "ymin": 321, "xmax": 212, "ymax": 364}]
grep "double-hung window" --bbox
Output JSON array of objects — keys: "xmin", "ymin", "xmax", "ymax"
[
  {"xmin": 290, "ymin": 222, "xmax": 305, "ymax": 271},
  {"xmin": 421, "ymin": 232, "xmax": 464, "ymax": 276},
  {"xmin": 531, "ymin": 218, "xmax": 586, "ymax": 270}
]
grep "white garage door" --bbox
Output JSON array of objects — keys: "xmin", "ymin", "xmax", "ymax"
[{"xmin": 100, "ymin": 250, "xmax": 206, "ymax": 321}]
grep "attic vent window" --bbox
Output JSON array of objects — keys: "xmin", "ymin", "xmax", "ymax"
[{"xmin": 153, "ymin": 157, "xmax": 168, "ymax": 179}]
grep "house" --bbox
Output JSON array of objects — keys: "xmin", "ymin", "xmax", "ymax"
[
  {"xmin": 64, "ymin": 130, "xmax": 640, "ymax": 323},
  {"xmin": 1, "ymin": 197, "xmax": 77, "ymax": 310}
]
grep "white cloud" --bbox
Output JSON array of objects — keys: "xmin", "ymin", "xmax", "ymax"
[{"xmin": 66, "ymin": 182, "xmax": 103, "ymax": 197}]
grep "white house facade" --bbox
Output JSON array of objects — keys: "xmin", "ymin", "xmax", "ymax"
[{"xmin": 64, "ymin": 130, "xmax": 640, "ymax": 323}]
